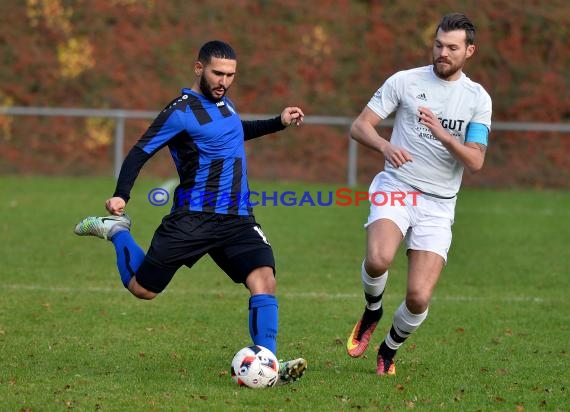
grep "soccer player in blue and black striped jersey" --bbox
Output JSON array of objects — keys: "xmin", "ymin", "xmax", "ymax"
[{"xmin": 74, "ymin": 40, "xmax": 306, "ymax": 385}]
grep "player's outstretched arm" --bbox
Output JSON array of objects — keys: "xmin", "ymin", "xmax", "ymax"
[{"xmin": 242, "ymin": 106, "xmax": 304, "ymax": 141}]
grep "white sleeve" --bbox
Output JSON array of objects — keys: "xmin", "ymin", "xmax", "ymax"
[
  {"xmin": 472, "ymin": 87, "xmax": 492, "ymax": 131},
  {"xmin": 366, "ymin": 73, "xmax": 402, "ymax": 119}
]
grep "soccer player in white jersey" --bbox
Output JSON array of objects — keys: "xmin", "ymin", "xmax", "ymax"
[{"xmin": 346, "ymin": 13, "xmax": 492, "ymax": 376}]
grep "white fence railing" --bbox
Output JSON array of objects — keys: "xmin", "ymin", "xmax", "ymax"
[{"xmin": 1, "ymin": 106, "xmax": 569, "ymax": 186}]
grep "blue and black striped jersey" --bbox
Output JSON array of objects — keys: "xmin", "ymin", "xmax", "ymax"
[{"xmin": 113, "ymin": 88, "xmax": 285, "ymax": 216}]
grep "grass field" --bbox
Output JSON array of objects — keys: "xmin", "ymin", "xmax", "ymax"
[{"xmin": 1, "ymin": 176, "xmax": 568, "ymax": 411}]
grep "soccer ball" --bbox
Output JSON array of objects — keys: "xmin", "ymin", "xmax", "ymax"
[{"xmin": 230, "ymin": 345, "xmax": 279, "ymax": 388}]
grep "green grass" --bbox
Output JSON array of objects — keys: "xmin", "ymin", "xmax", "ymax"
[{"xmin": 1, "ymin": 176, "xmax": 568, "ymax": 411}]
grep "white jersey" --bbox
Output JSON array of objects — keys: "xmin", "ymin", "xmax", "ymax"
[{"xmin": 367, "ymin": 65, "xmax": 492, "ymax": 198}]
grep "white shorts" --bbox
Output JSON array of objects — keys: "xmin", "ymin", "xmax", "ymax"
[{"xmin": 365, "ymin": 171, "xmax": 456, "ymax": 261}]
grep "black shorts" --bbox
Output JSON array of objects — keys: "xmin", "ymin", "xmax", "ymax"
[{"xmin": 135, "ymin": 210, "xmax": 275, "ymax": 293}]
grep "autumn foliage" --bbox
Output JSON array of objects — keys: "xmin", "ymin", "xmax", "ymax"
[{"xmin": 0, "ymin": 0, "xmax": 569, "ymax": 187}]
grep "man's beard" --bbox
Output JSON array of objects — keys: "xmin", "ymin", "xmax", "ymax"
[
  {"xmin": 199, "ymin": 76, "xmax": 227, "ymax": 102},
  {"xmin": 432, "ymin": 57, "xmax": 464, "ymax": 80}
]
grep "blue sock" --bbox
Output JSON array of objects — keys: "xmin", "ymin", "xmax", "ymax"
[
  {"xmin": 110, "ymin": 230, "xmax": 145, "ymax": 288},
  {"xmin": 249, "ymin": 294, "xmax": 278, "ymax": 356}
]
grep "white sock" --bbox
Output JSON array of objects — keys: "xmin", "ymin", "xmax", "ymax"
[
  {"xmin": 361, "ymin": 261, "xmax": 388, "ymax": 311},
  {"xmin": 385, "ymin": 301, "xmax": 428, "ymax": 350}
]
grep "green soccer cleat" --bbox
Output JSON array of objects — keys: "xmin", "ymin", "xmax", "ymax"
[
  {"xmin": 276, "ymin": 358, "xmax": 307, "ymax": 385},
  {"xmin": 74, "ymin": 215, "xmax": 131, "ymax": 240}
]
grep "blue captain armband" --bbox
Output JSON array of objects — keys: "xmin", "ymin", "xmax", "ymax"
[{"xmin": 465, "ymin": 122, "xmax": 489, "ymax": 146}]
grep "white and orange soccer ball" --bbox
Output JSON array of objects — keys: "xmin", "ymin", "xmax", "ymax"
[{"xmin": 230, "ymin": 345, "xmax": 279, "ymax": 388}]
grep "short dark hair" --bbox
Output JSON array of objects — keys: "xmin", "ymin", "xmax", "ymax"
[
  {"xmin": 197, "ymin": 40, "xmax": 237, "ymax": 64},
  {"xmin": 436, "ymin": 13, "xmax": 476, "ymax": 45}
]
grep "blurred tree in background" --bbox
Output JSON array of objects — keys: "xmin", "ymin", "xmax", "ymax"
[{"xmin": 0, "ymin": 0, "xmax": 568, "ymax": 186}]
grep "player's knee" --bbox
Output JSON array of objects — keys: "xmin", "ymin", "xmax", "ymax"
[
  {"xmin": 246, "ymin": 266, "xmax": 276, "ymax": 295},
  {"xmin": 365, "ymin": 254, "xmax": 392, "ymax": 276},
  {"xmin": 129, "ymin": 279, "xmax": 159, "ymax": 300},
  {"xmin": 405, "ymin": 291, "xmax": 429, "ymax": 313},
  {"xmin": 132, "ymin": 290, "xmax": 158, "ymax": 300}
]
